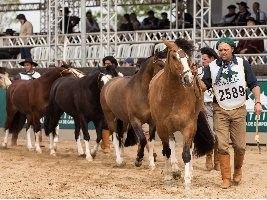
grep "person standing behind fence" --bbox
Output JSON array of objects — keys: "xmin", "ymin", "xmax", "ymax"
[
  {"xmin": 199, "ymin": 47, "xmax": 220, "ymax": 171},
  {"xmin": 16, "ymin": 14, "xmax": 33, "ymax": 59},
  {"xmin": 196, "ymin": 37, "xmax": 262, "ymax": 189}
]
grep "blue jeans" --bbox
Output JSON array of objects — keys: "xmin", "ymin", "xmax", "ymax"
[{"xmin": 20, "ymin": 48, "xmax": 32, "ymax": 59}]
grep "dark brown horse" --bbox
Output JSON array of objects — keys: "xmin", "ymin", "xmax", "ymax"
[
  {"xmin": 149, "ymin": 39, "xmax": 214, "ymax": 189},
  {"xmin": 100, "ymin": 52, "xmax": 166, "ymax": 167},
  {"xmin": 2, "ymin": 66, "xmax": 73, "ymax": 153},
  {"xmin": 44, "ymin": 66, "xmax": 122, "ymax": 160}
]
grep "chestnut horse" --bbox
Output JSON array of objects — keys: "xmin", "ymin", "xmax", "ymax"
[
  {"xmin": 100, "ymin": 51, "xmax": 166, "ymax": 167},
  {"xmin": 149, "ymin": 39, "xmax": 214, "ymax": 189},
  {"xmin": 2, "ymin": 66, "xmax": 73, "ymax": 153},
  {"xmin": 44, "ymin": 67, "xmax": 122, "ymax": 161}
]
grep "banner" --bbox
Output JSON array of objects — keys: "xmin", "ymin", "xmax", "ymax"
[{"xmin": 246, "ymin": 81, "xmax": 267, "ymax": 132}]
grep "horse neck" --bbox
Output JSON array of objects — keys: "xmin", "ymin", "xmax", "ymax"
[
  {"xmin": 39, "ymin": 69, "xmax": 62, "ymax": 87},
  {"xmin": 134, "ymin": 58, "xmax": 155, "ymax": 89},
  {"xmin": 163, "ymin": 62, "xmax": 184, "ymax": 90}
]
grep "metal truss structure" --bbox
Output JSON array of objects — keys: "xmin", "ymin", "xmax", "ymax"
[{"xmin": 0, "ymin": 0, "xmax": 266, "ymax": 68}]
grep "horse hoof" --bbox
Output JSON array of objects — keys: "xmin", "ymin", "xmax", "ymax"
[
  {"xmin": 135, "ymin": 160, "xmax": 142, "ymax": 167},
  {"xmin": 2, "ymin": 143, "xmax": 7, "ymax": 148},
  {"xmin": 86, "ymin": 156, "xmax": 93, "ymax": 162},
  {"xmin": 116, "ymin": 161, "xmax": 126, "ymax": 167},
  {"xmin": 28, "ymin": 147, "xmax": 34, "ymax": 151},
  {"xmin": 78, "ymin": 153, "xmax": 85, "ymax": 157},
  {"xmin": 36, "ymin": 149, "xmax": 42, "ymax": 154},
  {"xmin": 91, "ymin": 152, "xmax": 97, "ymax": 159},
  {"xmin": 172, "ymin": 170, "xmax": 182, "ymax": 180},
  {"xmin": 153, "ymin": 153, "xmax": 157, "ymax": 162},
  {"xmin": 164, "ymin": 174, "xmax": 173, "ymax": 181}
]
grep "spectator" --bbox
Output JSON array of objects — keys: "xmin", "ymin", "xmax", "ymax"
[
  {"xmin": 235, "ymin": 1, "xmax": 251, "ymax": 26},
  {"xmin": 250, "ymin": 2, "xmax": 267, "ymax": 25},
  {"xmin": 236, "ymin": 17, "xmax": 264, "ymax": 57},
  {"xmin": 59, "ymin": 7, "xmax": 80, "ymax": 34},
  {"xmin": 121, "ymin": 57, "xmax": 134, "ymax": 67},
  {"xmin": 16, "ymin": 14, "xmax": 33, "ymax": 59},
  {"xmin": 0, "ymin": 29, "xmax": 20, "ymax": 59},
  {"xmin": 220, "ymin": 5, "xmax": 238, "ymax": 26},
  {"xmin": 15, "ymin": 58, "xmax": 40, "ymax": 80},
  {"xmin": 86, "ymin": 10, "xmax": 100, "ymax": 33},
  {"xmin": 130, "ymin": 13, "xmax": 141, "ymax": 30},
  {"xmin": 158, "ymin": 12, "xmax": 170, "ymax": 29},
  {"xmin": 141, "ymin": 10, "xmax": 159, "ymax": 30},
  {"xmin": 198, "ymin": 37, "xmax": 262, "ymax": 189},
  {"xmin": 199, "ymin": 47, "xmax": 220, "ymax": 171},
  {"xmin": 119, "ymin": 14, "xmax": 134, "ymax": 31}
]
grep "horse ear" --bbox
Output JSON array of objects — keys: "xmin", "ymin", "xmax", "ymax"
[{"xmin": 162, "ymin": 40, "xmax": 173, "ymax": 49}]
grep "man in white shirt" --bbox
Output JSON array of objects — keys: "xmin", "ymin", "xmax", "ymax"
[
  {"xmin": 199, "ymin": 47, "xmax": 220, "ymax": 171},
  {"xmin": 17, "ymin": 58, "xmax": 40, "ymax": 80}
]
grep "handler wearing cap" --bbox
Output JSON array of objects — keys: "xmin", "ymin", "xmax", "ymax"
[
  {"xmin": 197, "ymin": 37, "xmax": 262, "ymax": 189},
  {"xmin": 17, "ymin": 58, "xmax": 41, "ymax": 80}
]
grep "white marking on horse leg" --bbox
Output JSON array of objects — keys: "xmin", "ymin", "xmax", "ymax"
[
  {"xmin": 76, "ymin": 135, "xmax": 84, "ymax": 156},
  {"xmin": 27, "ymin": 126, "xmax": 34, "ymax": 150},
  {"xmin": 113, "ymin": 132, "xmax": 124, "ymax": 166},
  {"xmin": 35, "ymin": 131, "xmax": 42, "ymax": 154},
  {"xmin": 54, "ymin": 125, "xmax": 59, "ymax": 143},
  {"xmin": 148, "ymin": 139, "xmax": 156, "ymax": 170},
  {"xmin": 85, "ymin": 140, "xmax": 93, "ymax": 161},
  {"xmin": 2, "ymin": 129, "xmax": 9, "ymax": 147},
  {"xmin": 184, "ymin": 162, "xmax": 192, "ymax": 190},
  {"xmin": 164, "ymin": 157, "xmax": 172, "ymax": 181},
  {"xmin": 169, "ymin": 138, "xmax": 181, "ymax": 178},
  {"xmin": 49, "ymin": 133, "xmax": 56, "ymax": 156},
  {"xmin": 90, "ymin": 142, "xmax": 100, "ymax": 157},
  {"xmin": 190, "ymin": 146, "xmax": 194, "ymax": 178}
]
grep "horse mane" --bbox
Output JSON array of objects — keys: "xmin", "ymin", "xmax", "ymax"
[{"xmin": 174, "ymin": 38, "xmax": 194, "ymax": 57}]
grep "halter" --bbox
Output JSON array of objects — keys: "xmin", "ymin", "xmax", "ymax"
[{"xmin": 69, "ymin": 68, "xmax": 85, "ymax": 78}]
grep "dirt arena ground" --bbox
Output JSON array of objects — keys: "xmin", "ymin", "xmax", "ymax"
[{"xmin": 0, "ymin": 131, "xmax": 266, "ymax": 199}]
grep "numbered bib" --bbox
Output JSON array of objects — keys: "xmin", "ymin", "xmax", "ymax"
[{"xmin": 210, "ymin": 57, "xmax": 246, "ymax": 110}]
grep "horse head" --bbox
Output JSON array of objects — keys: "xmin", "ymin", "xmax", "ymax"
[
  {"xmin": 163, "ymin": 39, "xmax": 194, "ymax": 86},
  {"xmin": 0, "ymin": 67, "xmax": 12, "ymax": 89},
  {"xmin": 98, "ymin": 65, "xmax": 123, "ymax": 89}
]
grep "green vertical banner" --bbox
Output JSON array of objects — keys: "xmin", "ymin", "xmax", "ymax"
[
  {"xmin": 246, "ymin": 81, "xmax": 267, "ymax": 132},
  {"xmin": 0, "ymin": 89, "xmax": 6, "ymax": 128}
]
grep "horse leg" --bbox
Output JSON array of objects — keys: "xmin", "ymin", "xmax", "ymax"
[
  {"xmin": 2, "ymin": 109, "xmax": 17, "ymax": 147},
  {"xmin": 32, "ymin": 116, "xmax": 42, "ymax": 154},
  {"xmin": 181, "ymin": 126, "xmax": 195, "ymax": 190},
  {"xmin": 80, "ymin": 116, "xmax": 93, "ymax": 162},
  {"xmin": 91, "ymin": 119, "xmax": 103, "ymax": 158},
  {"xmin": 169, "ymin": 136, "xmax": 181, "ymax": 179},
  {"xmin": 130, "ymin": 119, "xmax": 147, "ymax": 167},
  {"xmin": 147, "ymin": 124, "xmax": 157, "ymax": 170},
  {"xmin": 73, "ymin": 117, "xmax": 84, "ymax": 156},
  {"xmin": 162, "ymin": 141, "xmax": 173, "ymax": 181},
  {"xmin": 26, "ymin": 124, "xmax": 34, "ymax": 151}
]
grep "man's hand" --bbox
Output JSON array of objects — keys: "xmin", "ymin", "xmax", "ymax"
[{"xmin": 254, "ymin": 102, "xmax": 262, "ymax": 116}]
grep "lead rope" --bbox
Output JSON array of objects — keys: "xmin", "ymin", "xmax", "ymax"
[{"xmin": 255, "ymin": 114, "xmax": 261, "ymax": 154}]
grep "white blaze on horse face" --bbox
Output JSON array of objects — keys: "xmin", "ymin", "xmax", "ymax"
[
  {"xmin": 101, "ymin": 74, "xmax": 112, "ymax": 85},
  {"xmin": 176, "ymin": 52, "xmax": 194, "ymax": 84}
]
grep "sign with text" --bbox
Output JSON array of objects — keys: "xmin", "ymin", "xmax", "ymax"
[{"xmin": 246, "ymin": 81, "xmax": 267, "ymax": 132}]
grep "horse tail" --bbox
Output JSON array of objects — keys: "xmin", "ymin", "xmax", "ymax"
[
  {"xmin": 124, "ymin": 124, "xmax": 139, "ymax": 147},
  {"xmin": 193, "ymin": 110, "xmax": 215, "ymax": 157},
  {"xmin": 8, "ymin": 111, "xmax": 26, "ymax": 135}
]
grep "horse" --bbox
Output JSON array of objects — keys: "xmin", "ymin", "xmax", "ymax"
[
  {"xmin": 2, "ymin": 66, "xmax": 74, "ymax": 153},
  {"xmin": 148, "ymin": 39, "xmax": 214, "ymax": 189},
  {"xmin": 100, "ymin": 51, "xmax": 166, "ymax": 167},
  {"xmin": 44, "ymin": 66, "xmax": 123, "ymax": 161}
]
